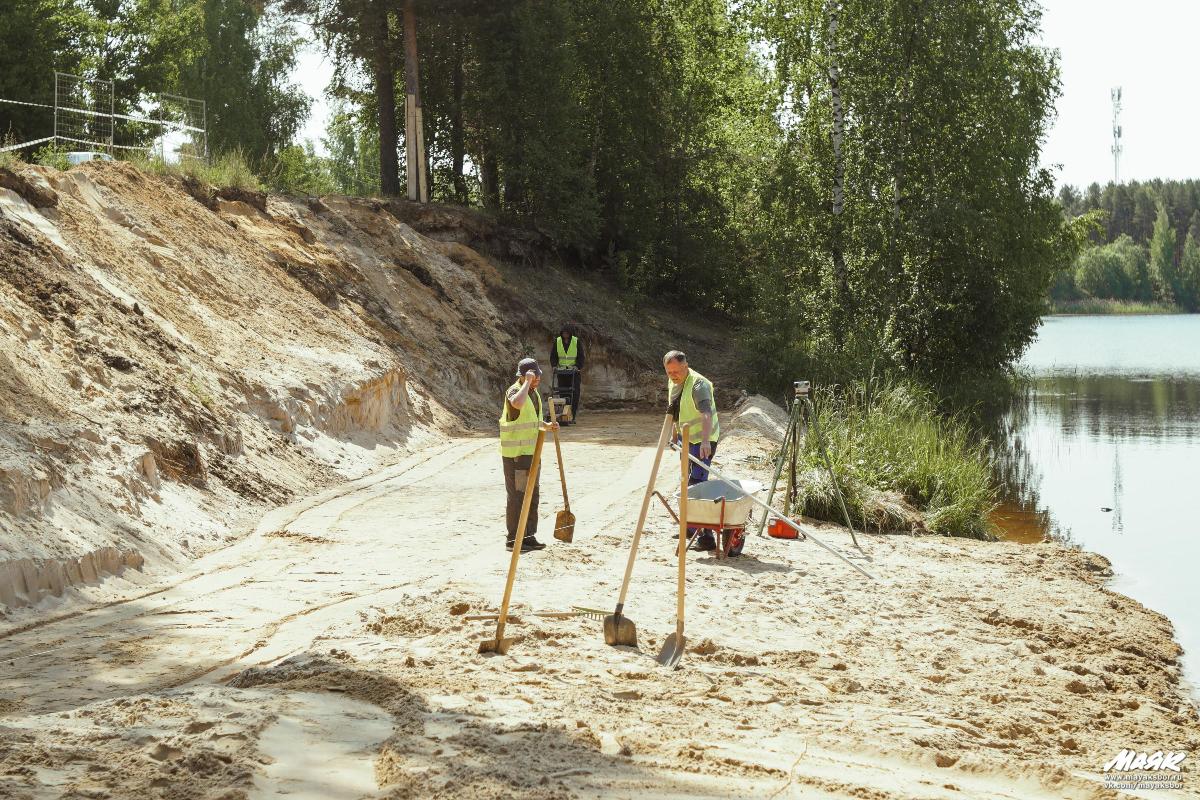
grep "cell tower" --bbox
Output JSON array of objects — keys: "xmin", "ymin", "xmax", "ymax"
[{"xmin": 1111, "ymin": 87, "xmax": 1123, "ymax": 183}]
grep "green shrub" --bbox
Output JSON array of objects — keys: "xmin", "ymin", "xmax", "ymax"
[
  {"xmin": 788, "ymin": 380, "xmax": 998, "ymax": 540},
  {"xmin": 1075, "ymin": 242, "xmax": 1132, "ymax": 299},
  {"xmin": 1070, "ymin": 236, "xmax": 1152, "ymax": 302},
  {"xmin": 1048, "ymin": 265, "xmax": 1081, "ymax": 302},
  {"xmin": 32, "ymin": 143, "xmax": 70, "ymax": 171},
  {"xmin": 264, "ymin": 142, "xmax": 335, "ymax": 196}
]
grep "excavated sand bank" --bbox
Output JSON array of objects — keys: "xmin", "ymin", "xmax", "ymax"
[{"xmin": 0, "ymin": 161, "xmax": 738, "ymax": 624}]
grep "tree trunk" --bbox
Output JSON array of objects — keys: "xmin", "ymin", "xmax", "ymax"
[
  {"xmin": 825, "ymin": 0, "xmax": 849, "ymax": 329},
  {"xmin": 451, "ymin": 22, "xmax": 467, "ymax": 204},
  {"xmin": 367, "ymin": 3, "xmax": 400, "ymax": 197},
  {"xmin": 403, "ymin": 0, "xmax": 428, "ymax": 202},
  {"xmin": 481, "ymin": 148, "xmax": 500, "ymax": 211}
]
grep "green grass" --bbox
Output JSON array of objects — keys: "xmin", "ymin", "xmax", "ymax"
[
  {"xmin": 1049, "ymin": 298, "xmax": 1181, "ymax": 315},
  {"xmin": 129, "ymin": 150, "xmax": 262, "ymax": 192},
  {"xmin": 787, "ymin": 380, "xmax": 999, "ymax": 540},
  {"xmin": 0, "ymin": 138, "xmax": 21, "ymax": 168}
]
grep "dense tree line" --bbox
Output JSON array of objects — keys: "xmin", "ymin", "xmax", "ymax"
[
  {"xmin": 1059, "ymin": 179, "xmax": 1200, "ymax": 247},
  {"xmin": 292, "ymin": 0, "xmax": 1076, "ymax": 390},
  {"xmin": 1055, "ymin": 181, "xmax": 1200, "ymax": 310},
  {"xmin": 287, "ymin": 0, "xmax": 777, "ymax": 311},
  {"xmin": 2, "ymin": 0, "xmax": 1079, "ymax": 392},
  {"xmin": 0, "ymin": 0, "xmax": 308, "ymax": 162}
]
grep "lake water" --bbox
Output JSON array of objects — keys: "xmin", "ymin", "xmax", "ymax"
[{"xmin": 994, "ymin": 314, "xmax": 1200, "ymax": 683}]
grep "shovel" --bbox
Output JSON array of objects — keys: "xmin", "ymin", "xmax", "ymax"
[
  {"xmin": 480, "ymin": 427, "xmax": 546, "ymax": 655},
  {"xmin": 603, "ymin": 413, "xmax": 673, "ymax": 648},
  {"xmin": 551, "ymin": 427, "xmax": 575, "ymax": 542},
  {"xmin": 657, "ymin": 424, "xmax": 690, "ymax": 668}
]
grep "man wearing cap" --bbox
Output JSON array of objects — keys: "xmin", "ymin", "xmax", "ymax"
[
  {"xmin": 500, "ymin": 357, "xmax": 559, "ymax": 552},
  {"xmin": 664, "ymin": 350, "xmax": 740, "ymax": 555}
]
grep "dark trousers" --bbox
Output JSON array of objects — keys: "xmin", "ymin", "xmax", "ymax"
[
  {"xmin": 556, "ymin": 369, "xmax": 582, "ymax": 420},
  {"xmin": 502, "ymin": 454, "xmax": 539, "ymax": 541},
  {"xmin": 686, "ymin": 441, "xmax": 716, "ymax": 537},
  {"xmin": 686, "ymin": 441, "xmax": 717, "ymax": 486}
]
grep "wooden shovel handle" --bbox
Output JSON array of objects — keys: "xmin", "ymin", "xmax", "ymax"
[
  {"xmin": 677, "ymin": 425, "xmax": 689, "ymax": 638},
  {"xmin": 552, "ymin": 425, "xmax": 570, "ymax": 511},
  {"xmin": 494, "ymin": 428, "xmax": 546, "ymax": 644},
  {"xmin": 613, "ymin": 414, "xmax": 673, "ymax": 613}
]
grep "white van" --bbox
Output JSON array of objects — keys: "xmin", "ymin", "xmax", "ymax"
[{"xmin": 66, "ymin": 151, "xmax": 114, "ymax": 166}]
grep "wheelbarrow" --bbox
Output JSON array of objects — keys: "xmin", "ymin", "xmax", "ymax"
[{"xmin": 653, "ymin": 478, "xmax": 763, "ymax": 558}]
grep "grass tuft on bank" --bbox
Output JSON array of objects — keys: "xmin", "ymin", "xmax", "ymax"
[
  {"xmin": 1049, "ymin": 298, "xmax": 1180, "ymax": 315},
  {"xmin": 789, "ymin": 381, "xmax": 998, "ymax": 540},
  {"xmin": 130, "ymin": 150, "xmax": 262, "ymax": 192}
]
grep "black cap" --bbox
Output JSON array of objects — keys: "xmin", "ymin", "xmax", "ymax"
[{"xmin": 516, "ymin": 357, "xmax": 542, "ymax": 377}]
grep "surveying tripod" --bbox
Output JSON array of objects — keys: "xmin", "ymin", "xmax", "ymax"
[{"xmin": 755, "ymin": 381, "xmax": 863, "ymax": 551}]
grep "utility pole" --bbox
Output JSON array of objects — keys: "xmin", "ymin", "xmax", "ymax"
[
  {"xmin": 404, "ymin": 0, "xmax": 429, "ymax": 203},
  {"xmin": 1111, "ymin": 87, "xmax": 1123, "ymax": 184}
]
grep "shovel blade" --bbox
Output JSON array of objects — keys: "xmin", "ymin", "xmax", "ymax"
[
  {"xmin": 656, "ymin": 632, "xmax": 685, "ymax": 668},
  {"xmin": 553, "ymin": 510, "xmax": 575, "ymax": 543},
  {"xmin": 603, "ymin": 614, "xmax": 637, "ymax": 647},
  {"xmin": 478, "ymin": 635, "xmax": 519, "ymax": 655}
]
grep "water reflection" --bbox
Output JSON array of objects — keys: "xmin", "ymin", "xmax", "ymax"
[
  {"xmin": 994, "ymin": 375, "xmax": 1200, "ymax": 540},
  {"xmin": 991, "ymin": 314, "xmax": 1200, "ymax": 680}
]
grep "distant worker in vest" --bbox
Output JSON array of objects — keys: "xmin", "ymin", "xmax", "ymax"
[
  {"xmin": 664, "ymin": 350, "xmax": 738, "ymax": 555},
  {"xmin": 499, "ymin": 357, "xmax": 559, "ymax": 552},
  {"xmin": 549, "ymin": 324, "xmax": 584, "ymax": 424}
]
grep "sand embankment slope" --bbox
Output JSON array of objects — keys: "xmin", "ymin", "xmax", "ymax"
[
  {"xmin": 1, "ymin": 400, "xmax": 1195, "ymax": 798},
  {"xmin": 0, "ymin": 160, "xmax": 737, "ymax": 623}
]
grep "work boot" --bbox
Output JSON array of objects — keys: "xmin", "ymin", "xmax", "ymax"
[
  {"xmin": 689, "ymin": 532, "xmax": 716, "ymax": 552},
  {"xmin": 505, "ymin": 537, "xmax": 546, "ymax": 553}
]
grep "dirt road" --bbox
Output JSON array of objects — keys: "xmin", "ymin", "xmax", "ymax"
[{"xmin": 2, "ymin": 408, "xmax": 1196, "ymax": 799}]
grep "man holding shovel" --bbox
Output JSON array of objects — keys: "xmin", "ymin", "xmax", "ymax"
[
  {"xmin": 501, "ymin": 357, "xmax": 559, "ymax": 552},
  {"xmin": 663, "ymin": 350, "xmax": 739, "ymax": 555}
]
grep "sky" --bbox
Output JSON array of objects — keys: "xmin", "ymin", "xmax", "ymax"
[
  {"xmin": 294, "ymin": 44, "xmax": 334, "ymax": 154},
  {"xmin": 290, "ymin": 1, "xmax": 1200, "ymax": 189},
  {"xmin": 1036, "ymin": 0, "xmax": 1200, "ymax": 189}
]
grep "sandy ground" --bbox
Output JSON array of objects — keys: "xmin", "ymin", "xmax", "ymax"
[{"xmin": 2, "ymin": 406, "xmax": 1198, "ymax": 799}]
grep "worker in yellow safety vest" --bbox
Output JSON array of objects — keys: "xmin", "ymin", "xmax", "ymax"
[
  {"xmin": 499, "ymin": 357, "xmax": 559, "ymax": 552},
  {"xmin": 664, "ymin": 350, "xmax": 738, "ymax": 555},
  {"xmin": 549, "ymin": 324, "xmax": 584, "ymax": 424}
]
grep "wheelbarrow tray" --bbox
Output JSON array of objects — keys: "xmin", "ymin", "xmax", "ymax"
[{"xmin": 684, "ymin": 479, "xmax": 762, "ymax": 527}]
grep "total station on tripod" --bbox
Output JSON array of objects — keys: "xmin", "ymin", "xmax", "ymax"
[{"xmin": 758, "ymin": 378, "xmax": 864, "ymax": 552}]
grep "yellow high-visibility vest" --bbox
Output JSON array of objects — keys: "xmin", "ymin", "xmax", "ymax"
[
  {"xmin": 556, "ymin": 336, "xmax": 579, "ymax": 368},
  {"xmin": 499, "ymin": 382, "xmax": 542, "ymax": 458},
  {"xmin": 668, "ymin": 369, "xmax": 719, "ymax": 444}
]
